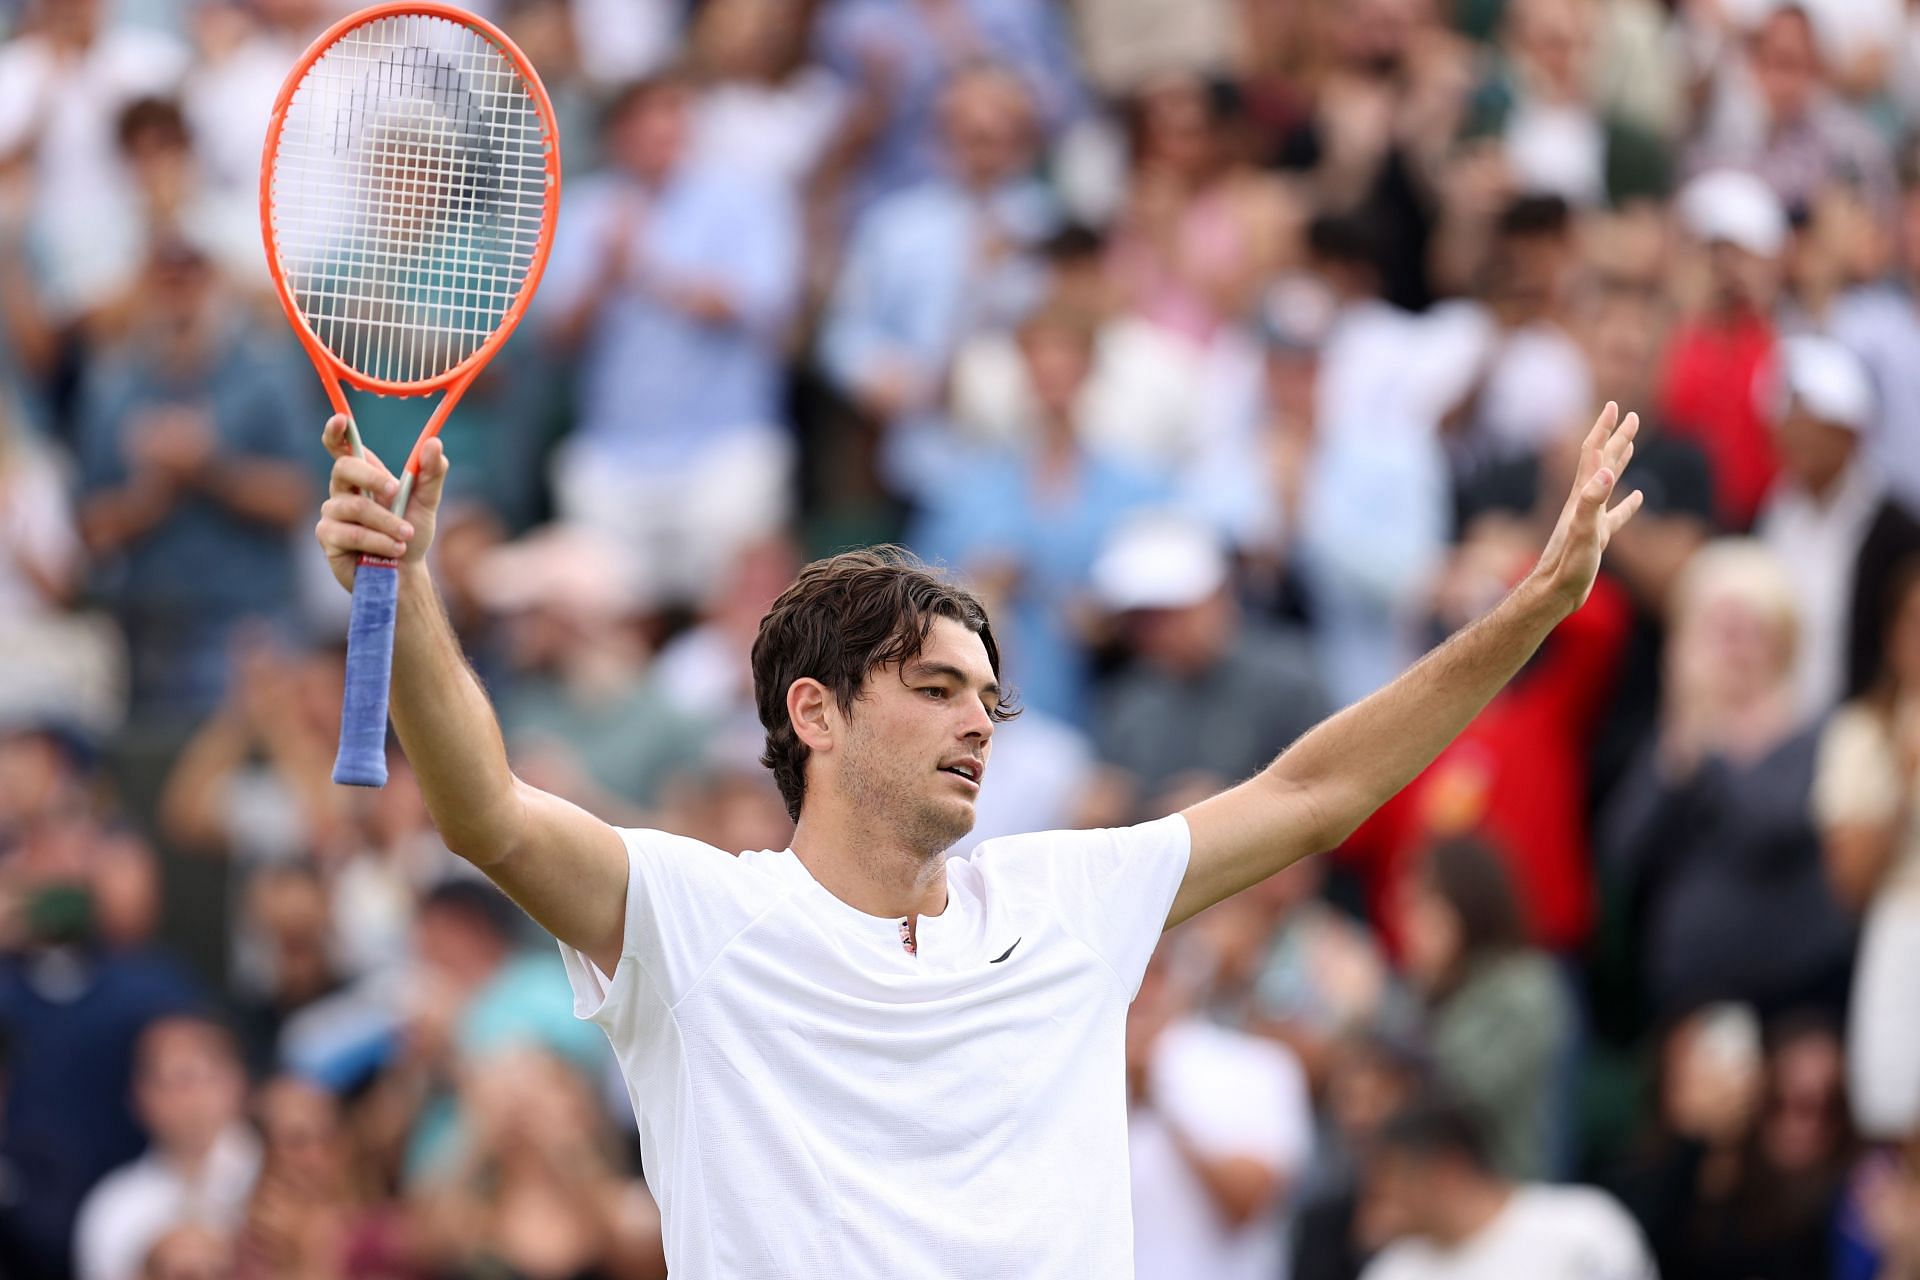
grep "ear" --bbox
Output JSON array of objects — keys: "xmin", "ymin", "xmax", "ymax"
[{"xmin": 786, "ymin": 677, "xmax": 835, "ymax": 754}]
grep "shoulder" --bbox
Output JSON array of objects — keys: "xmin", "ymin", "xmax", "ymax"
[
  {"xmin": 1360, "ymin": 1242, "xmax": 1438, "ymax": 1280},
  {"xmin": 1509, "ymin": 1183, "xmax": 1650, "ymax": 1251}
]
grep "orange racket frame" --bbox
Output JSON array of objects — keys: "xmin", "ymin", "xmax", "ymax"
[{"xmin": 259, "ymin": 0, "xmax": 562, "ymax": 486}]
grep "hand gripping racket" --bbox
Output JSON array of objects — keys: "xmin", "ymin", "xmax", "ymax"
[{"xmin": 261, "ymin": 2, "xmax": 560, "ymax": 786}]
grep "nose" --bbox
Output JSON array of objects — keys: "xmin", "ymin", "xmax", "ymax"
[{"xmin": 960, "ymin": 695, "xmax": 994, "ymax": 743}]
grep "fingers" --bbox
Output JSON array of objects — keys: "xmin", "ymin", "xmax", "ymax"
[
  {"xmin": 1604, "ymin": 488, "xmax": 1645, "ymax": 539},
  {"xmin": 407, "ymin": 437, "xmax": 450, "ymax": 515},
  {"xmin": 1581, "ymin": 401, "xmax": 1618, "ymax": 457},
  {"xmin": 315, "ymin": 515, "xmax": 410, "ymax": 562},
  {"xmin": 318, "ymin": 495, "xmax": 412, "ymax": 548},
  {"xmin": 329, "ymin": 453, "xmax": 398, "ymax": 502},
  {"xmin": 1602, "ymin": 412, "xmax": 1640, "ymax": 473}
]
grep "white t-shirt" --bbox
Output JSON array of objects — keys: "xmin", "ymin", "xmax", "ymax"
[
  {"xmin": 1130, "ymin": 1020, "xmax": 1314, "ymax": 1280},
  {"xmin": 1362, "ymin": 1185, "xmax": 1655, "ymax": 1280},
  {"xmin": 73, "ymin": 1125, "xmax": 261, "ymax": 1280},
  {"xmin": 559, "ymin": 816, "xmax": 1193, "ymax": 1278}
]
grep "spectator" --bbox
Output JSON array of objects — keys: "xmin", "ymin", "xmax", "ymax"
[
  {"xmin": 142, "ymin": 1224, "xmax": 233, "ymax": 1280},
  {"xmin": 1600, "ymin": 539, "xmax": 1856, "ymax": 1019},
  {"xmin": 231, "ymin": 1075, "xmax": 411, "ymax": 1279},
  {"xmin": 73, "ymin": 1015, "xmax": 261, "ymax": 1280},
  {"xmin": 412, "ymin": 1048, "xmax": 666, "ymax": 1279},
  {"xmin": 1084, "ymin": 512, "xmax": 1329, "ymax": 823},
  {"xmin": 0, "ymin": 0, "xmax": 188, "ymax": 321},
  {"xmin": 820, "ymin": 61, "xmax": 1059, "ymax": 504},
  {"xmin": 812, "ymin": 0, "xmax": 1084, "ymax": 216},
  {"xmin": 1128, "ymin": 933, "xmax": 1315, "ymax": 1280},
  {"xmin": 948, "ymin": 225, "xmax": 1220, "ymax": 476},
  {"xmin": 1399, "ymin": 837, "xmax": 1575, "ymax": 1180},
  {"xmin": 1613, "ymin": 1009, "xmax": 1854, "ymax": 1280},
  {"xmin": 1656, "ymin": 168, "xmax": 1787, "ymax": 529},
  {"xmin": 1106, "ymin": 72, "xmax": 1296, "ymax": 347},
  {"xmin": 1815, "ymin": 559, "xmax": 1920, "ymax": 1140},
  {"xmin": 1358, "ymin": 1095, "xmax": 1654, "ymax": 1279},
  {"xmin": 1690, "ymin": 3, "xmax": 1896, "ymax": 225},
  {"xmin": 541, "ymin": 71, "xmax": 802, "ymax": 606},
  {"xmin": 473, "ymin": 525, "xmax": 710, "ymax": 821},
  {"xmin": 1756, "ymin": 333, "xmax": 1920, "ymax": 718},
  {"xmin": 1292, "ymin": 1029, "xmax": 1431, "ymax": 1280},
  {"xmin": 1443, "ymin": 195, "xmax": 1594, "ymax": 470},
  {"xmin": 0, "ymin": 745, "xmax": 204, "ymax": 1279},
  {"xmin": 690, "ymin": 0, "xmax": 847, "ymax": 196},
  {"xmin": 1268, "ymin": 0, "xmax": 1471, "ymax": 312},
  {"xmin": 1826, "ymin": 156, "xmax": 1920, "ymax": 511},
  {"xmin": 1200, "ymin": 858, "xmax": 1409, "ymax": 1091},
  {"xmin": 72, "ymin": 233, "xmax": 312, "ymax": 731},
  {"xmin": 376, "ymin": 881, "xmax": 607, "ymax": 1188},
  {"xmin": 908, "ymin": 303, "xmax": 1166, "ymax": 723}
]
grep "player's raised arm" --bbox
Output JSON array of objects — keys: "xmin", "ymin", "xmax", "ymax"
[
  {"xmin": 1171, "ymin": 403, "xmax": 1646, "ymax": 928},
  {"xmin": 316, "ymin": 415, "xmax": 629, "ymax": 974}
]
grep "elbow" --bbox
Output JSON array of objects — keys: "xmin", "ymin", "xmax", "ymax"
[
  {"xmin": 1261, "ymin": 766, "xmax": 1355, "ymax": 856},
  {"xmin": 435, "ymin": 778, "xmax": 531, "ymax": 869}
]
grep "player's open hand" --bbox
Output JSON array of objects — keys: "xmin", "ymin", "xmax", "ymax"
[
  {"xmin": 314, "ymin": 414, "xmax": 449, "ymax": 592},
  {"xmin": 1531, "ymin": 401, "xmax": 1644, "ymax": 616}
]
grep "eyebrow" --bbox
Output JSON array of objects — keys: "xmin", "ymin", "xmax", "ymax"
[{"xmin": 904, "ymin": 660, "xmax": 1002, "ymax": 703}]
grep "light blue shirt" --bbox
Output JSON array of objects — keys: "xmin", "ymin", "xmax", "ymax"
[
  {"xmin": 910, "ymin": 445, "xmax": 1168, "ymax": 725},
  {"xmin": 814, "ymin": 0, "xmax": 1084, "ymax": 213},
  {"xmin": 821, "ymin": 178, "xmax": 1056, "ymax": 402},
  {"xmin": 539, "ymin": 166, "xmax": 801, "ymax": 469}
]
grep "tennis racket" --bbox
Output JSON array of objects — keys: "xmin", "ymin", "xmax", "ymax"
[{"xmin": 261, "ymin": 1, "xmax": 560, "ymax": 787}]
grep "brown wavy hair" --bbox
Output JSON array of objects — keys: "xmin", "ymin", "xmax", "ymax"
[{"xmin": 751, "ymin": 546, "xmax": 1018, "ymax": 821}]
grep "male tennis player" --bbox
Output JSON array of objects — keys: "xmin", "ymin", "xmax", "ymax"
[{"xmin": 314, "ymin": 403, "xmax": 1642, "ymax": 1277}]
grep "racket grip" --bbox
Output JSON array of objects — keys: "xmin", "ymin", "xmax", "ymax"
[{"xmin": 333, "ymin": 558, "xmax": 399, "ymax": 787}]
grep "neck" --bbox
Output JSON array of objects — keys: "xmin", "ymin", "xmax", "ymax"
[
  {"xmin": 165, "ymin": 1127, "xmax": 227, "ymax": 1181},
  {"xmin": 789, "ymin": 809, "xmax": 951, "ymax": 920},
  {"xmin": 1435, "ymin": 1177, "xmax": 1512, "ymax": 1248}
]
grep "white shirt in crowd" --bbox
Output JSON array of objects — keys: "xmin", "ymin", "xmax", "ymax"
[
  {"xmin": 0, "ymin": 25, "xmax": 189, "ymax": 317},
  {"xmin": 1362, "ymin": 1185, "xmax": 1656, "ymax": 1280},
  {"xmin": 72, "ymin": 1124, "xmax": 261, "ymax": 1280},
  {"xmin": 560, "ymin": 816, "xmax": 1192, "ymax": 1278},
  {"xmin": 1758, "ymin": 457, "xmax": 1885, "ymax": 721},
  {"xmin": 1130, "ymin": 1019, "xmax": 1314, "ymax": 1280}
]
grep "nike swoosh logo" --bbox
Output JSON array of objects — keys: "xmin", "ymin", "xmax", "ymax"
[{"xmin": 989, "ymin": 938, "xmax": 1021, "ymax": 963}]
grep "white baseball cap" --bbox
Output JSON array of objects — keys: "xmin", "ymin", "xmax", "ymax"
[
  {"xmin": 1091, "ymin": 513, "xmax": 1229, "ymax": 613},
  {"xmin": 1772, "ymin": 334, "xmax": 1874, "ymax": 431},
  {"xmin": 1678, "ymin": 169, "xmax": 1789, "ymax": 259}
]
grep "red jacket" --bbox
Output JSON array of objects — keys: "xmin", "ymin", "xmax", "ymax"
[{"xmin": 1340, "ymin": 574, "xmax": 1632, "ymax": 953}]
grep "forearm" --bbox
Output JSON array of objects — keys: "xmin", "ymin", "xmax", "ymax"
[
  {"xmin": 79, "ymin": 479, "xmax": 176, "ymax": 554},
  {"xmin": 1269, "ymin": 574, "xmax": 1565, "ymax": 848},
  {"xmin": 194, "ymin": 459, "xmax": 311, "ymax": 529},
  {"xmin": 386, "ymin": 564, "xmax": 525, "ymax": 861}
]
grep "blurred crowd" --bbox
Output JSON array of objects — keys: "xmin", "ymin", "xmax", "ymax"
[{"xmin": 5, "ymin": 0, "xmax": 1920, "ymax": 1275}]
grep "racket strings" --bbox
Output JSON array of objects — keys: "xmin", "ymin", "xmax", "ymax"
[{"xmin": 268, "ymin": 12, "xmax": 551, "ymax": 387}]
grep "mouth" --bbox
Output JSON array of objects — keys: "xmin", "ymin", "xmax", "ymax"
[{"xmin": 938, "ymin": 760, "xmax": 983, "ymax": 792}]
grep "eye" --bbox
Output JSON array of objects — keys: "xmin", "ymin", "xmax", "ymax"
[{"xmin": 920, "ymin": 686, "xmax": 948, "ymax": 700}]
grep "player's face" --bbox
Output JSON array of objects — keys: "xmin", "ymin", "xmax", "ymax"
[{"xmin": 838, "ymin": 618, "xmax": 999, "ymax": 856}]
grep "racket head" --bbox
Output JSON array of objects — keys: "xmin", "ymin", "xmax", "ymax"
[{"xmin": 260, "ymin": 1, "xmax": 561, "ymax": 400}]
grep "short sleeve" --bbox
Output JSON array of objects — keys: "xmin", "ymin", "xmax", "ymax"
[
  {"xmin": 557, "ymin": 828, "xmax": 775, "ymax": 1035},
  {"xmin": 985, "ymin": 815, "xmax": 1191, "ymax": 996},
  {"xmin": 1814, "ymin": 706, "xmax": 1904, "ymax": 829}
]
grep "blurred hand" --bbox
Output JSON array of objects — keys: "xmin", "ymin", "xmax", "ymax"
[
  {"xmin": 315, "ymin": 414, "xmax": 445, "ymax": 591},
  {"xmin": 129, "ymin": 405, "xmax": 216, "ymax": 484},
  {"xmin": 1529, "ymin": 402, "xmax": 1643, "ymax": 617}
]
